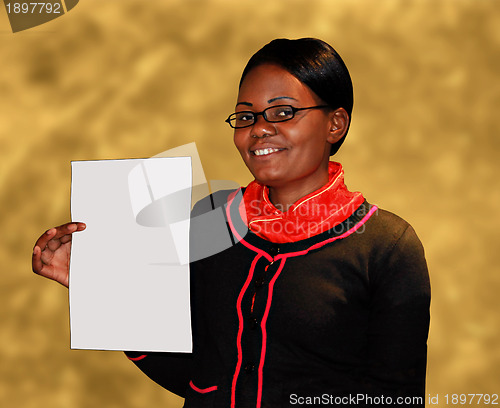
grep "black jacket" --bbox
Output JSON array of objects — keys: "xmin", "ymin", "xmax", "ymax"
[{"xmin": 126, "ymin": 191, "xmax": 430, "ymax": 408}]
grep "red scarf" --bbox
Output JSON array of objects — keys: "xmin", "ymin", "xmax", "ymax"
[{"xmin": 239, "ymin": 162, "xmax": 365, "ymax": 243}]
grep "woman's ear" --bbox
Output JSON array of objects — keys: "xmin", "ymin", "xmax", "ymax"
[{"xmin": 327, "ymin": 108, "xmax": 349, "ymax": 144}]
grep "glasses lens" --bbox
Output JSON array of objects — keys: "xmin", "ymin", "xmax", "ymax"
[
  {"xmin": 232, "ymin": 111, "xmax": 255, "ymax": 128},
  {"xmin": 266, "ymin": 105, "xmax": 294, "ymax": 122}
]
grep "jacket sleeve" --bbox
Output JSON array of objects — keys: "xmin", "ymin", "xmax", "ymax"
[
  {"xmin": 365, "ymin": 224, "xmax": 431, "ymax": 406},
  {"xmin": 122, "ymin": 259, "xmax": 203, "ymax": 398},
  {"xmin": 122, "ymin": 193, "xmax": 228, "ymax": 397},
  {"xmin": 124, "ymin": 351, "xmax": 193, "ymax": 397}
]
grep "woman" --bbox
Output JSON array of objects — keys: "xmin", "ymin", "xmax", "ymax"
[{"xmin": 33, "ymin": 38, "xmax": 430, "ymax": 407}]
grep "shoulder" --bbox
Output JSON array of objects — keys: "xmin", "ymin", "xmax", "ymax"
[
  {"xmin": 365, "ymin": 206, "xmax": 413, "ymax": 239},
  {"xmin": 360, "ymin": 204, "xmax": 429, "ymax": 295},
  {"xmin": 359, "ymin": 205, "xmax": 424, "ymax": 256},
  {"xmin": 189, "ymin": 189, "xmax": 244, "ymax": 263},
  {"xmin": 191, "ymin": 188, "xmax": 241, "ymax": 217}
]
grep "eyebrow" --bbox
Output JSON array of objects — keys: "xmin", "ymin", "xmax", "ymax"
[
  {"xmin": 235, "ymin": 96, "xmax": 298, "ymax": 108},
  {"xmin": 268, "ymin": 96, "xmax": 297, "ymax": 103}
]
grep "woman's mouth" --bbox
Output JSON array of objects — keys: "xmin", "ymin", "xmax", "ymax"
[{"xmin": 251, "ymin": 147, "xmax": 285, "ymax": 156}]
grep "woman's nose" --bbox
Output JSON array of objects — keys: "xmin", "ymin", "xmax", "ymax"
[{"xmin": 250, "ymin": 115, "xmax": 276, "ymax": 138}]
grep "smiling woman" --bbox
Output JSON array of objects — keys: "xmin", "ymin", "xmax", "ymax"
[
  {"xmin": 32, "ymin": 38, "xmax": 430, "ymax": 408},
  {"xmin": 233, "ymin": 63, "xmax": 346, "ymax": 210}
]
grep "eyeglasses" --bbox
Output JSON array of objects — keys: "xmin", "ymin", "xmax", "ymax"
[{"xmin": 225, "ymin": 104, "xmax": 329, "ymax": 129}]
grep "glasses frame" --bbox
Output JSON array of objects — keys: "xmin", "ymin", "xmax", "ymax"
[{"xmin": 225, "ymin": 104, "xmax": 330, "ymax": 129}]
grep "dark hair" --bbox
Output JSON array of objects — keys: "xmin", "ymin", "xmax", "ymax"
[{"xmin": 239, "ymin": 38, "xmax": 353, "ymax": 156}]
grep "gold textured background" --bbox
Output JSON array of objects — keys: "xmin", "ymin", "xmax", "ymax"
[{"xmin": 1, "ymin": 0, "xmax": 499, "ymax": 406}]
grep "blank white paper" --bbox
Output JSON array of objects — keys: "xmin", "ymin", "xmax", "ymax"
[{"xmin": 69, "ymin": 157, "xmax": 192, "ymax": 352}]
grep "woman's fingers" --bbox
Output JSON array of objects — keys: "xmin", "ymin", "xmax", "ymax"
[
  {"xmin": 32, "ymin": 245, "xmax": 57, "ymax": 280},
  {"xmin": 47, "ymin": 238, "xmax": 62, "ymax": 251},
  {"xmin": 32, "ymin": 245, "xmax": 44, "ymax": 275},
  {"xmin": 33, "ymin": 228, "xmax": 57, "ymax": 254},
  {"xmin": 59, "ymin": 234, "xmax": 73, "ymax": 245},
  {"xmin": 34, "ymin": 222, "xmax": 86, "ymax": 252},
  {"xmin": 32, "ymin": 222, "xmax": 86, "ymax": 277},
  {"xmin": 40, "ymin": 246, "xmax": 55, "ymax": 265}
]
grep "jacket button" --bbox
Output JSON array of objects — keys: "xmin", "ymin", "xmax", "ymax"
[
  {"xmin": 254, "ymin": 277, "xmax": 265, "ymax": 287},
  {"xmin": 244, "ymin": 363, "xmax": 255, "ymax": 373},
  {"xmin": 249, "ymin": 317, "xmax": 259, "ymax": 329},
  {"xmin": 268, "ymin": 245, "xmax": 279, "ymax": 257}
]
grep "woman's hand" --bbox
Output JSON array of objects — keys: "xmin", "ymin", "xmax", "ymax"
[{"xmin": 32, "ymin": 222, "xmax": 86, "ymax": 288}]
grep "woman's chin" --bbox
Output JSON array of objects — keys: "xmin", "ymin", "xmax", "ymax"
[{"xmin": 246, "ymin": 164, "xmax": 282, "ymax": 185}]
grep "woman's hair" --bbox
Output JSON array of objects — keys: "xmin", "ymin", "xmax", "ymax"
[{"xmin": 240, "ymin": 38, "xmax": 353, "ymax": 156}]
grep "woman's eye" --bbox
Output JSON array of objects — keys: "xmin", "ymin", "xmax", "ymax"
[
  {"xmin": 235, "ymin": 112, "xmax": 254, "ymax": 122},
  {"xmin": 274, "ymin": 107, "xmax": 294, "ymax": 118}
]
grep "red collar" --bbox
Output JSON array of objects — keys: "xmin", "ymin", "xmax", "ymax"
[{"xmin": 239, "ymin": 162, "xmax": 365, "ymax": 243}]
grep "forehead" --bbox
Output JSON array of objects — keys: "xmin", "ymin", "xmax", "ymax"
[{"xmin": 237, "ymin": 64, "xmax": 321, "ymax": 106}]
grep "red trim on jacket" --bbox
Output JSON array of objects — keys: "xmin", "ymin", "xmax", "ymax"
[
  {"xmin": 189, "ymin": 380, "xmax": 217, "ymax": 394},
  {"xmin": 225, "ymin": 190, "xmax": 379, "ymax": 408},
  {"xmin": 273, "ymin": 205, "xmax": 379, "ymax": 260},
  {"xmin": 231, "ymin": 254, "xmax": 262, "ymax": 408},
  {"xmin": 257, "ymin": 258, "xmax": 286, "ymax": 408},
  {"xmin": 127, "ymin": 354, "xmax": 147, "ymax": 361}
]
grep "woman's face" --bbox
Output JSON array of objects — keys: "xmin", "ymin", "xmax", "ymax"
[{"xmin": 233, "ymin": 64, "xmax": 342, "ymax": 195}]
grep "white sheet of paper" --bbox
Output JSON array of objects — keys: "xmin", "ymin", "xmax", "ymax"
[{"xmin": 69, "ymin": 157, "xmax": 192, "ymax": 352}]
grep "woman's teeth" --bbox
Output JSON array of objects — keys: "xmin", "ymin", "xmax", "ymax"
[{"xmin": 253, "ymin": 148, "xmax": 282, "ymax": 156}]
